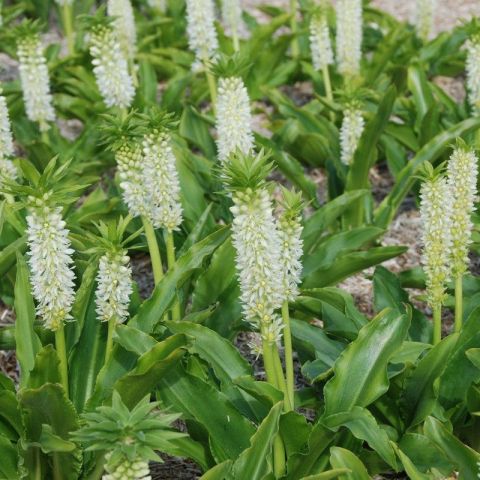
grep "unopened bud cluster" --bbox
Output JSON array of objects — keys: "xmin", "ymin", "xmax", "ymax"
[
  {"xmin": 26, "ymin": 196, "xmax": 76, "ymax": 331},
  {"xmin": 185, "ymin": 0, "xmax": 219, "ymax": 70},
  {"xmin": 103, "ymin": 453, "xmax": 150, "ymax": 480},
  {"xmin": 216, "ymin": 77, "xmax": 254, "ymax": 162},
  {"xmin": 96, "ymin": 250, "xmax": 132, "ymax": 324},
  {"xmin": 17, "ymin": 33, "xmax": 55, "ymax": 131},
  {"xmin": 89, "ymin": 24, "xmax": 135, "ymax": 108},
  {"xmin": 340, "ymin": 104, "xmax": 364, "ymax": 165}
]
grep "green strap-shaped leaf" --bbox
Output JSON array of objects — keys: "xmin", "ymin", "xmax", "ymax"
[
  {"xmin": 199, "ymin": 460, "xmax": 234, "ymax": 480},
  {"xmin": 300, "ymin": 469, "xmax": 352, "ymax": 480},
  {"xmin": 323, "ymin": 309, "xmax": 410, "ymax": 417},
  {"xmin": 14, "ymin": 253, "xmax": 41, "ymax": 388},
  {"xmin": 231, "ymin": 402, "xmax": 283, "ymax": 480},
  {"xmin": 329, "ymin": 447, "xmax": 370, "ymax": 480},
  {"xmin": 391, "ymin": 443, "xmax": 431, "ymax": 480},
  {"xmin": 424, "ymin": 416, "xmax": 480, "ymax": 480},
  {"xmin": 0, "ymin": 434, "xmax": 18, "ymax": 480}
]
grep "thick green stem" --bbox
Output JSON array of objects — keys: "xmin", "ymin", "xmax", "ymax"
[
  {"xmin": 86, "ymin": 454, "xmax": 106, "ymax": 480},
  {"xmin": 41, "ymin": 129, "xmax": 50, "ymax": 145},
  {"xmin": 142, "ymin": 217, "xmax": 164, "ymax": 285},
  {"xmin": 322, "ymin": 64, "xmax": 335, "ymax": 122},
  {"xmin": 62, "ymin": 3, "xmax": 75, "ymax": 55},
  {"xmin": 262, "ymin": 336, "xmax": 286, "ymax": 478},
  {"xmin": 104, "ymin": 316, "xmax": 116, "ymax": 366},
  {"xmin": 232, "ymin": 28, "xmax": 240, "ymax": 52},
  {"xmin": 206, "ymin": 71, "xmax": 217, "ymax": 114},
  {"xmin": 281, "ymin": 302, "xmax": 295, "ymax": 411},
  {"xmin": 166, "ymin": 230, "xmax": 181, "ymax": 321},
  {"xmin": 455, "ymin": 274, "xmax": 463, "ymax": 333},
  {"xmin": 55, "ymin": 323, "xmax": 69, "ymax": 397},
  {"xmin": 129, "ymin": 58, "xmax": 138, "ymax": 87},
  {"xmin": 34, "ymin": 449, "xmax": 42, "ymax": 480},
  {"xmin": 433, "ymin": 305, "xmax": 442, "ymax": 345},
  {"xmin": 290, "ymin": 0, "xmax": 299, "ymax": 58}
]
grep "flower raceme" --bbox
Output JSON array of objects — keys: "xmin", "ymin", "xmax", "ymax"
[
  {"xmin": 309, "ymin": 10, "xmax": 334, "ymax": 72},
  {"xmin": 420, "ymin": 175, "xmax": 453, "ymax": 308},
  {"xmin": 26, "ymin": 197, "xmax": 76, "ymax": 331},
  {"xmin": 88, "ymin": 22, "xmax": 135, "ymax": 109},
  {"xmin": 216, "ymin": 76, "xmax": 254, "ymax": 163},
  {"xmin": 142, "ymin": 129, "xmax": 183, "ymax": 231},
  {"xmin": 447, "ymin": 144, "xmax": 478, "ymax": 277},
  {"xmin": 415, "ymin": 0, "xmax": 436, "ymax": 41},
  {"xmin": 185, "ymin": 0, "xmax": 219, "ymax": 70},
  {"xmin": 95, "ymin": 249, "xmax": 133, "ymax": 324},
  {"xmin": 0, "ymin": 88, "xmax": 17, "ymax": 186},
  {"xmin": 335, "ymin": 0, "xmax": 362, "ymax": 77},
  {"xmin": 340, "ymin": 104, "xmax": 364, "ymax": 165},
  {"xmin": 107, "ymin": 0, "xmax": 137, "ymax": 61},
  {"xmin": 17, "ymin": 32, "xmax": 55, "ymax": 131},
  {"xmin": 466, "ymin": 34, "xmax": 480, "ymax": 114},
  {"xmin": 103, "ymin": 454, "xmax": 150, "ymax": 480},
  {"xmin": 221, "ymin": 0, "xmax": 242, "ymax": 40},
  {"xmin": 224, "ymin": 153, "xmax": 284, "ymax": 344}
]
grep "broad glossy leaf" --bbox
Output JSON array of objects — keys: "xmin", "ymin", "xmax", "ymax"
[
  {"xmin": 391, "ymin": 443, "xmax": 430, "ymax": 480},
  {"xmin": 0, "ymin": 434, "xmax": 18, "ymax": 480},
  {"xmin": 199, "ymin": 461, "xmax": 233, "ymax": 480},
  {"xmin": 323, "ymin": 309, "xmax": 409, "ymax": 417},
  {"xmin": 424, "ymin": 416, "xmax": 480, "ymax": 480},
  {"xmin": 401, "ymin": 334, "xmax": 457, "ymax": 427},
  {"xmin": 329, "ymin": 447, "xmax": 370, "ymax": 480},
  {"xmin": 0, "ymin": 236, "xmax": 26, "ymax": 278},
  {"xmin": 157, "ymin": 363, "xmax": 256, "ymax": 462}
]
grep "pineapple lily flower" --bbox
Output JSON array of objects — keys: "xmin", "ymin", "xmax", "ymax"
[
  {"xmin": 466, "ymin": 33, "xmax": 480, "ymax": 114},
  {"xmin": 0, "ymin": 87, "xmax": 17, "ymax": 189},
  {"xmin": 72, "ymin": 391, "xmax": 185, "ymax": 480},
  {"xmin": 340, "ymin": 101, "xmax": 365, "ymax": 166},
  {"xmin": 309, "ymin": 6, "xmax": 334, "ymax": 102},
  {"xmin": 446, "ymin": 142, "xmax": 478, "ymax": 332},
  {"xmin": 415, "ymin": 0, "xmax": 436, "ymax": 42},
  {"xmin": 87, "ymin": 15, "xmax": 135, "ymax": 110},
  {"xmin": 221, "ymin": 0, "xmax": 242, "ymax": 51},
  {"xmin": 15, "ymin": 22, "xmax": 55, "ymax": 132},
  {"xmin": 420, "ymin": 165, "xmax": 453, "ymax": 344},
  {"xmin": 277, "ymin": 188, "xmax": 304, "ymax": 411},
  {"xmin": 185, "ymin": 0, "xmax": 219, "ymax": 71},
  {"xmin": 335, "ymin": 0, "xmax": 362, "ymax": 78}
]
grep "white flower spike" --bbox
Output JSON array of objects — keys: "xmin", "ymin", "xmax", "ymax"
[
  {"xmin": 340, "ymin": 103, "xmax": 364, "ymax": 166},
  {"xmin": 466, "ymin": 34, "xmax": 480, "ymax": 114},
  {"xmin": 95, "ymin": 250, "xmax": 133, "ymax": 324},
  {"xmin": 335, "ymin": 0, "xmax": 362, "ymax": 77},
  {"xmin": 89, "ymin": 22, "xmax": 135, "ymax": 109},
  {"xmin": 17, "ymin": 32, "xmax": 55, "ymax": 131},
  {"xmin": 142, "ymin": 129, "xmax": 183, "ymax": 231},
  {"xmin": 309, "ymin": 10, "xmax": 334, "ymax": 72},
  {"xmin": 420, "ymin": 174, "xmax": 452, "ymax": 308},
  {"xmin": 222, "ymin": 0, "xmax": 242, "ymax": 49},
  {"xmin": 107, "ymin": 0, "xmax": 137, "ymax": 61},
  {"xmin": 447, "ymin": 144, "xmax": 478, "ymax": 277},
  {"xmin": 186, "ymin": 0, "xmax": 219, "ymax": 70},
  {"xmin": 216, "ymin": 76, "xmax": 254, "ymax": 163},
  {"xmin": 415, "ymin": 0, "xmax": 436, "ymax": 41},
  {"xmin": 26, "ymin": 197, "xmax": 76, "ymax": 331}
]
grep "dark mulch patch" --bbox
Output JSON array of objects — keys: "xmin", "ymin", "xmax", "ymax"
[{"xmin": 151, "ymin": 456, "xmax": 202, "ymax": 480}]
